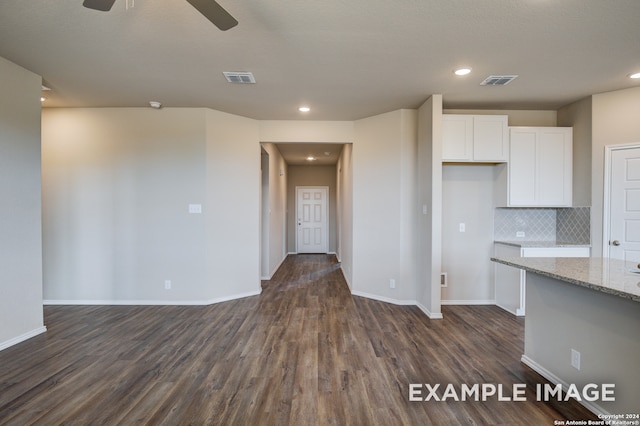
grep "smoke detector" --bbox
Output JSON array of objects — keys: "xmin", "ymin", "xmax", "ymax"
[
  {"xmin": 480, "ymin": 75, "xmax": 518, "ymax": 86},
  {"xmin": 223, "ymin": 72, "xmax": 256, "ymax": 84}
]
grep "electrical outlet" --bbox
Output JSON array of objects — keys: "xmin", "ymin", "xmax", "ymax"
[
  {"xmin": 571, "ymin": 349, "xmax": 581, "ymax": 370},
  {"xmin": 164, "ymin": 280, "xmax": 172, "ymax": 290},
  {"xmin": 459, "ymin": 223, "xmax": 466, "ymax": 232},
  {"xmin": 389, "ymin": 279, "xmax": 396, "ymax": 289},
  {"xmin": 516, "ymin": 231, "xmax": 525, "ymax": 238},
  {"xmin": 440, "ymin": 272, "xmax": 448, "ymax": 287}
]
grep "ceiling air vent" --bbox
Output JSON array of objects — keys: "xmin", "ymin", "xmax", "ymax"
[
  {"xmin": 223, "ymin": 71, "xmax": 256, "ymax": 84},
  {"xmin": 480, "ymin": 75, "xmax": 518, "ymax": 86}
]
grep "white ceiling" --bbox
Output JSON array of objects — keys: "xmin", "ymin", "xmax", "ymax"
[
  {"xmin": 274, "ymin": 143, "xmax": 344, "ymax": 166},
  {"xmin": 0, "ymin": 0, "xmax": 639, "ymax": 121}
]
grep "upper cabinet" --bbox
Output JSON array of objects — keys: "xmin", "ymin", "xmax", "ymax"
[
  {"xmin": 442, "ymin": 114, "xmax": 508, "ymax": 162},
  {"xmin": 508, "ymin": 127, "xmax": 573, "ymax": 207}
]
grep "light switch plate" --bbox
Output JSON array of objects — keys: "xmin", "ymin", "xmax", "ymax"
[{"xmin": 188, "ymin": 204, "xmax": 202, "ymax": 214}]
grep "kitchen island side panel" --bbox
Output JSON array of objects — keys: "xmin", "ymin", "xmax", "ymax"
[{"xmin": 524, "ymin": 272, "xmax": 640, "ymax": 415}]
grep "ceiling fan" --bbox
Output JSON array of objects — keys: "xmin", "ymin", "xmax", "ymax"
[{"xmin": 82, "ymin": 0, "xmax": 238, "ymax": 31}]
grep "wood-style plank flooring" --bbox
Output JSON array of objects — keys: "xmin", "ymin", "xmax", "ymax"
[{"xmin": 0, "ymin": 254, "xmax": 595, "ymax": 425}]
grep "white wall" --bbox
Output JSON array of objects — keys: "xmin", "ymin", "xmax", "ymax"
[
  {"xmin": 0, "ymin": 57, "xmax": 46, "ymax": 349},
  {"xmin": 259, "ymin": 120, "xmax": 354, "ymax": 143},
  {"xmin": 205, "ymin": 109, "xmax": 262, "ymax": 299},
  {"xmin": 42, "ymin": 107, "xmax": 262, "ymax": 304},
  {"xmin": 43, "ymin": 108, "xmax": 209, "ymax": 302},
  {"xmin": 558, "ymin": 97, "xmax": 593, "ymax": 207},
  {"xmin": 590, "ymin": 87, "xmax": 640, "ymax": 256},
  {"xmin": 444, "ymin": 109, "xmax": 557, "ymax": 127},
  {"xmin": 417, "ymin": 96, "xmax": 443, "ymax": 318},
  {"xmin": 352, "ymin": 109, "xmax": 418, "ymax": 303},
  {"xmin": 441, "ymin": 165, "xmax": 496, "ymax": 304},
  {"xmin": 337, "ymin": 144, "xmax": 353, "ymax": 287},
  {"xmin": 260, "ymin": 142, "xmax": 288, "ymax": 278}
]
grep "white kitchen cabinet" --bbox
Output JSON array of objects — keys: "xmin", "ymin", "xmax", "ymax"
[
  {"xmin": 494, "ymin": 243, "xmax": 589, "ymax": 316},
  {"xmin": 508, "ymin": 127, "xmax": 573, "ymax": 207},
  {"xmin": 442, "ymin": 115, "xmax": 508, "ymax": 162}
]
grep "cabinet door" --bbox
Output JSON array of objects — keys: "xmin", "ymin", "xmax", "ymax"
[
  {"xmin": 537, "ymin": 128, "xmax": 572, "ymax": 206},
  {"xmin": 509, "ymin": 128, "xmax": 537, "ymax": 206},
  {"xmin": 473, "ymin": 115, "xmax": 508, "ymax": 161},
  {"xmin": 508, "ymin": 127, "xmax": 573, "ymax": 207},
  {"xmin": 442, "ymin": 115, "xmax": 473, "ymax": 161},
  {"xmin": 494, "ymin": 243, "xmax": 524, "ymax": 316}
]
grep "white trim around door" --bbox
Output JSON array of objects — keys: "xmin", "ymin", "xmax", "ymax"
[{"xmin": 296, "ymin": 186, "xmax": 329, "ymax": 254}]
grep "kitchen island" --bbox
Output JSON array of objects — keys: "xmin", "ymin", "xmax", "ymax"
[{"xmin": 490, "ymin": 256, "xmax": 640, "ymax": 416}]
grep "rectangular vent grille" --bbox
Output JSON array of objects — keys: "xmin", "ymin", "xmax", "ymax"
[
  {"xmin": 480, "ymin": 75, "xmax": 518, "ymax": 86},
  {"xmin": 223, "ymin": 72, "xmax": 256, "ymax": 84}
]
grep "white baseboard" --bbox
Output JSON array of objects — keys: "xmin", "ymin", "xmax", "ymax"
[
  {"xmin": 43, "ymin": 289, "xmax": 262, "ymax": 307},
  {"xmin": 339, "ymin": 266, "xmax": 352, "ymax": 290},
  {"xmin": 351, "ymin": 290, "xmax": 416, "ymax": 306},
  {"xmin": 521, "ymin": 355, "xmax": 608, "ymax": 417},
  {"xmin": 0, "ymin": 326, "xmax": 47, "ymax": 352},
  {"xmin": 416, "ymin": 302, "xmax": 444, "ymax": 319},
  {"xmin": 350, "ymin": 291, "xmax": 444, "ymax": 320},
  {"xmin": 495, "ymin": 303, "xmax": 525, "ymax": 316},
  {"xmin": 441, "ymin": 299, "xmax": 495, "ymax": 305},
  {"xmin": 261, "ymin": 254, "xmax": 289, "ymax": 280}
]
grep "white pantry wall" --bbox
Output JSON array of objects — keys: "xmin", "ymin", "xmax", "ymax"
[{"xmin": 0, "ymin": 56, "xmax": 46, "ymax": 349}]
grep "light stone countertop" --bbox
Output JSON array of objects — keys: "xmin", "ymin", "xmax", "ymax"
[
  {"xmin": 494, "ymin": 240, "xmax": 591, "ymax": 248},
  {"xmin": 490, "ymin": 256, "xmax": 640, "ymax": 303}
]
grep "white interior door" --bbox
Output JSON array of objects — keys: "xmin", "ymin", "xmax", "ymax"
[
  {"xmin": 607, "ymin": 145, "xmax": 640, "ymax": 261},
  {"xmin": 296, "ymin": 186, "xmax": 328, "ymax": 253}
]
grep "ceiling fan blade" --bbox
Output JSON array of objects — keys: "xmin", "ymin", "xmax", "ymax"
[
  {"xmin": 186, "ymin": 0, "xmax": 238, "ymax": 31},
  {"xmin": 82, "ymin": 0, "xmax": 116, "ymax": 11}
]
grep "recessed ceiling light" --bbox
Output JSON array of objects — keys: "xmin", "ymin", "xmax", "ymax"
[
  {"xmin": 629, "ymin": 72, "xmax": 640, "ymax": 79},
  {"xmin": 299, "ymin": 106, "xmax": 311, "ymax": 112},
  {"xmin": 306, "ymin": 156, "xmax": 316, "ymax": 161},
  {"xmin": 40, "ymin": 96, "xmax": 46, "ymax": 102},
  {"xmin": 149, "ymin": 101, "xmax": 162, "ymax": 109},
  {"xmin": 454, "ymin": 67, "xmax": 472, "ymax": 76}
]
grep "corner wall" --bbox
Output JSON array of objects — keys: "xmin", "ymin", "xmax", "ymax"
[
  {"xmin": 352, "ymin": 109, "xmax": 418, "ymax": 303},
  {"xmin": 0, "ymin": 57, "xmax": 46, "ymax": 348},
  {"xmin": 260, "ymin": 142, "xmax": 288, "ymax": 278},
  {"xmin": 417, "ymin": 95, "xmax": 443, "ymax": 318},
  {"xmin": 337, "ymin": 144, "xmax": 353, "ymax": 287},
  {"xmin": 557, "ymin": 96, "xmax": 593, "ymax": 207},
  {"xmin": 591, "ymin": 87, "xmax": 640, "ymax": 256}
]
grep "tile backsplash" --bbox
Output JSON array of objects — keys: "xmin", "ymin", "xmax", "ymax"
[{"xmin": 494, "ymin": 207, "xmax": 590, "ymax": 244}]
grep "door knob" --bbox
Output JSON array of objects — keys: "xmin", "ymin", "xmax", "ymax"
[{"xmin": 611, "ymin": 240, "xmax": 621, "ymax": 246}]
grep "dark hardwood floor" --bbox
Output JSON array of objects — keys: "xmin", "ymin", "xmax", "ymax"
[{"xmin": 0, "ymin": 254, "xmax": 595, "ymax": 425}]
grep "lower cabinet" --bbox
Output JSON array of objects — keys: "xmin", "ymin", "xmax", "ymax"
[{"xmin": 494, "ymin": 243, "xmax": 590, "ymax": 316}]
